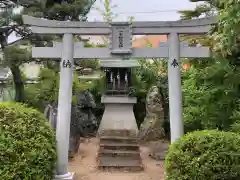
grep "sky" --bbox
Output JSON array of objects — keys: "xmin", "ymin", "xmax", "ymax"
[
  {"xmin": 9, "ymin": 0, "xmax": 200, "ymax": 42},
  {"xmin": 88, "ymin": 0, "xmax": 201, "ymax": 21}
]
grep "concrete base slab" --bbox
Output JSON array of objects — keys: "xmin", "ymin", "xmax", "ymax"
[{"xmin": 53, "ymin": 172, "xmax": 76, "ymax": 180}]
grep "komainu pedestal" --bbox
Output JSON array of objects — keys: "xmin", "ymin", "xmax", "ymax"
[{"xmin": 97, "ymin": 95, "xmax": 143, "ymax": 171}]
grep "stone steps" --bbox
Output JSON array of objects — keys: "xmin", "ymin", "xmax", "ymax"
[
  {"xmin": 99, "ymin": 142, "xmax": 140, "ymax": 151},
  {"xmin": 98, "ymin": 129, "xmax": 138, "ymax": 137},
  {"xmin": 97, "ymin": 135, "xmax": 143, "ymax": 171},
  {"xmin": 98, "ymin": 156, "xmax": 143, "ymax": 171},
  {"xmin": 98, "ymin": 149, "xmax": 140, "ymax": 158},
  {"xmin": 100, "ymin": 136, "xmax": 139, "ymax": 144},
  {"xmin": 105, "ymin": 90, "xmax": 128, "ymax": 96}
]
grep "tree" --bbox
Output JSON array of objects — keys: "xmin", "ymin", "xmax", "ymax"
[
  {"xmin": 178, "ymin": 0, "xmax": 240, "ymax": 132},
  {"xmin": 182, "ymin": 57, "xmax": 240, "ymax": 132},
  {"xmin": 2, "ymin": 46, "xmax": 31, "ymax": 102},
  {"xmin": 95, "ymin": 0, "xmax": 117, "ymax": 22},
  {"xmin": 95, "ymin": 0, "xmax": 134, "ymax": 44},
  {"xmin": 0, "ymin": 0, "xmax": 96, "ymax": 102},
  {"xmin": 0, "ymin": 1, "xmax": 31, "ymax": 102},
  {"xmin": 22, "ymin": 0, "xmax": 96, "ymax": 21},
  {"xmin": 178, "ymin": 0, "xmax": 218, "ymax": 20},
  {"xmin": 178, "ymin": 1, "xmax": 217, "ymax": 47},
  {"xmin": 212, "ymin": 0, "xmax": 240, "ymax": 58}
]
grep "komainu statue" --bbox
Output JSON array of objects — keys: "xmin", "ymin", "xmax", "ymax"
[
  {"xmin": 44, "ymin": 90, "xmax": 98, "ymax": 157},
  {"xmin": 139, "ymin": 86, "xmax": 165, "ymax": 141}
]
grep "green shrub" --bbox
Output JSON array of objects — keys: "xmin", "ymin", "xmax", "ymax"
[
  {"xmin": 0, "ymin": 102, "xmax": 57, "ymax": 180},
  {"xmin": 231, "ymin": 122, "xmax": 240, "ymax": 133},
  {"xmin": 165, "ymin": 130, "xmax": 240, "ymax": 180}
]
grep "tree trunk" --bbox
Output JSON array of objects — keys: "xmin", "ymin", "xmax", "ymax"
[{"xmin": 10, "ymin": 66, "xmax": 24, "ymax": 102}]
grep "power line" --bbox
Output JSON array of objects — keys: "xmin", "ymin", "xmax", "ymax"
[
  {"xmin": 118, "ymin": 9, "xmax": 181, "ymax": 15},
  {"xmin": 91, "ymin": 9, "xmax": 181, "ymax": 15}
]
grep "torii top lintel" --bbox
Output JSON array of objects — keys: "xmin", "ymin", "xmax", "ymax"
[{"xmin": 22, "ymin": 15, "xmax": 217, "ymax": 35}]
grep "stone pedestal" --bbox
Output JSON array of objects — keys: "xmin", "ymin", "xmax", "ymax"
[
  {"xmin": 98, "ymin": 95, "xmax": 138, "ymax": 137},
  {"xmin": 53, "ymin": 172, "xmax": 76, "ymax": 180},
  {"xmin": 97, "ymin": 95, "xmax": 143, "ymax": 171}
]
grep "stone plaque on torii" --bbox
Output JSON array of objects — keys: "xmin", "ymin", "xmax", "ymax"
[{"xmin": 22, "ymin": 15, "xmax": 217, "ymax": 180}]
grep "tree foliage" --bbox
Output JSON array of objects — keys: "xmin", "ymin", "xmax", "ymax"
[
  {"xmin": 179, "ymin": 0, "xmax": 240, "ymax": 133},
  {"xmin": 23, "ymin": 0, "xmax": 96, "ymax": 21},
  {"xmin": 183, "ymin": 57, "xmax": 240, "ymax": 132},
  {"xmin": 0, "ymin": 0, "xmax": 97, "ymax": 102},
  {"xmin": 213, "ymin": 0, "xmax": 240, "ymax": 57},
  {"xmin": 24, "ymin": 67, "xmax": 105, "ymax": 112}
]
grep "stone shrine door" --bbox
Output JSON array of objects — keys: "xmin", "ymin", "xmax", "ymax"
[{"xmin": 105, "ymin": 67, "xmax": 131, "ymax": 95}]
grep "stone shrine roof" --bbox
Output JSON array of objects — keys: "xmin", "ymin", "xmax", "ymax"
[{"xmin": 99, "ymin": 59, "xmax": 140, "ymax": 68}]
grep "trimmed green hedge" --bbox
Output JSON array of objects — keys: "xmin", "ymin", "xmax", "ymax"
[
  {"xmin": 165, "ymin": 130, "xmax": 240, "ymax": 180},
  {"xmin": 0, "ymin": 102, "xmax": 57, "ymax": 180},
  {"xmin": 231, "ymin": 122, "xmax": 240, "ymax": 133}
]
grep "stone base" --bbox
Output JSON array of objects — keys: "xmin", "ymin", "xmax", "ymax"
[
  {"xmin": 98, "ymin": 129, "xmax": 138, "ymax": 138},
  {"xmin": 98, "ymin": 95, "xmax": 139, "ymax": 138},
  {"xmin": 53, "ymin": 172, "xmax": 76, "ymax": 180},
  {"xmin": 98, "ymin": 100, "xmax": 138, "ymax": 134}
]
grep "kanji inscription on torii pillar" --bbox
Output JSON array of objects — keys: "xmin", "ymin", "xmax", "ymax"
[{"xmin": 109, "ymin": 22, "xmax": 132, "ymax": 54}]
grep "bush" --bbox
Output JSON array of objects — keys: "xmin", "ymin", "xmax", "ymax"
[
  {"xmin": 231, "ymin": 122, "xmax": 240, "ymax": 133},
  {"xmin": 0, "ymin": 102, "xmax": 57, "ymax": 180},
  {"xmin": 165, "ymin": 130, "xmax": 240, "ymax": 180}
]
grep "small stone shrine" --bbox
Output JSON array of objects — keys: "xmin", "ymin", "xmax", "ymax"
[
  {"xmin": 101, "ymin": 59, "xmax": 135, "ymax": 95},
  {"xmin": 97, "ymin": 59, "xmax": 143, "ymax": 171}
]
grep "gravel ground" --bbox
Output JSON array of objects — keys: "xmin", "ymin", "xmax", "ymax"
[{"xmin": 68, "ymin": 138, "xmax": 165, "ymax": 180}]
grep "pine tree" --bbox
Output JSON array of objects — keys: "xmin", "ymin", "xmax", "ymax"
[
  {"xmin": 178, "ymin": 0, "xmax": 219, "ymax": 20},
  {"xmin": 0, "ymin": 0, "xmax": 96, "ymax": 102},
  {"xmin": 177, "ymin": 0, "xmax": 220, "ymax": 68},
  {"xmin": 178, "ymin": 1, "xmax": 216, "ymax": 47},
  {"xmin": 0, "ymin": 1, "xmax": 29, "ymax": 102}
]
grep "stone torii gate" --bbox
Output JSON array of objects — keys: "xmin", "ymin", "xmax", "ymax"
[{"xmin": 22, "ymin": 15, "xmax": 216, "ymax": 180}]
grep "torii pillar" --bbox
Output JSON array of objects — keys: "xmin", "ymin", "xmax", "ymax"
[
  {"xmin": 55, "ymin": 34, "xmax": 74, "ymax": 179},
  {"xmin": 168, "ymin": 33, "xmax": 183, "ymax": 142}
]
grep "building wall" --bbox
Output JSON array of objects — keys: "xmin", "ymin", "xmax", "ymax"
[
  {"xmin": 132, "ymin": 35, "xmax": 167, "ymax": 48},
  {"xmin": 83, "ymin": 35, "xmax": 168, "ymax": 48}
]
